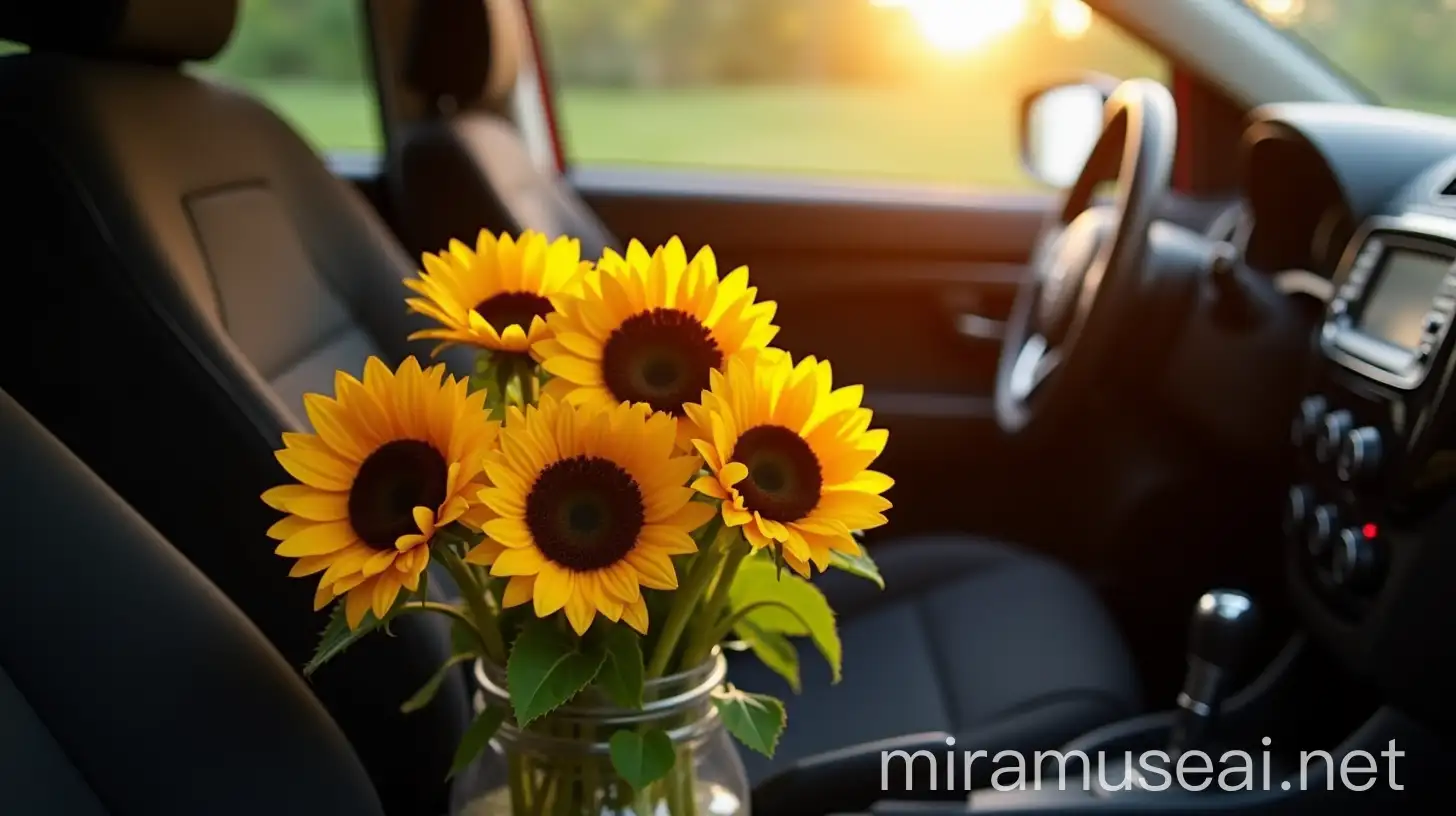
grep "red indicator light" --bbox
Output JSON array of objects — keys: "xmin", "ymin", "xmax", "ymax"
[{"xmin": 1362, "ymin": 523, "xmax": 1378, "ymax": 538}]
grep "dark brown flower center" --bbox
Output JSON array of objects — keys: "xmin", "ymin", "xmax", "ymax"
[
  {"xmin": 525, "ymin": 455, "xmax": 646, "ymax": 571},
  {"xmin": 348, "ymin": 439, "xmax": 448, "ymax": 550},
  {"xmin": 730, "ymin": 425, "xmax": 822, "ymax": 523},
  {"xmin": 473, "ymin": 291, "xmax": 555, "ymax": 331},
  {"xmin": 601, "ymin": 308, "xmax": 722, "ymax": 416}
]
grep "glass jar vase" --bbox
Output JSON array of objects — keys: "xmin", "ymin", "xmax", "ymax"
[{"xmin": 450, "ymin": 650, "xmax": 749, "ymax": 816}]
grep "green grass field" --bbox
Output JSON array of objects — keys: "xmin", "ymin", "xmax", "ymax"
[{"xmin": 240, "ymin": 79, "xmax": 1038, "ymax": 189}]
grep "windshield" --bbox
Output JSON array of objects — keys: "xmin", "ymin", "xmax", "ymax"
[{"xmin": 1239, "ymin": 0, "xmax": 1456, "ymax": 114}]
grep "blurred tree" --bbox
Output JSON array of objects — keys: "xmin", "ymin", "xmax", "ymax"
[
  {"xmin": 197, "ymin": 0, "xmax": 1456, "ymax": 118},
  {"xmin": 211, "ymin": 0, "xmax": 366, "ymax": 82}
]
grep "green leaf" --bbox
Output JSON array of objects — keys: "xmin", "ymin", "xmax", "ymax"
[
  {"xmin": 728, "ymin": 558, "xmax": 842, "ymax": 682},
  {"xmin": 733, "ymin": 618, "xmax": 801, "ymax": 693},
  {"xmin": 304, "ymin": 601, "xmax": 384, "ymax": 677},
  {"xmin": 590, "ymin": 624, "xmax": 645, "ymax": 709},
  {"xmin": 401, "ymin": 652, "xmax": 475, "ymax": 714},
  {"xmin": 712, "ymin": 686, "xmax": 786, "ymax": 758},
  {"xmin": 830, "ymin": 548, "xmax": 884, "ymax": 589},
  {"xmin": 447, "ymin": 705, "xmax": 507, "ymax": 780},
  {"xmin": 506, "ymin": 618, "xmax": 606, "ymax": 725},
  {"xmin": 608, "ymin": 729, "xmax": 676, "ymax": 791}
]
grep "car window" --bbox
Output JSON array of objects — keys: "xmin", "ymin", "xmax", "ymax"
[
  {"xmin": 192, "ymin": 0, "xmax": 382, "ymax": 156},
  {"xmin": 531, "ymin": 0, "xmax": 1167, "ymax": 189},
  {"xmin": 1237, "ymin": 0, "xmax": 1456, "ymax": 116}
]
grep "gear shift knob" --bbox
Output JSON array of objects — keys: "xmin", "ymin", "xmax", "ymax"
[
  {"xmin": 1169, "ymin": 590, "xmax": 1258, "ymax": 756},
  {"xmin": 1188, "ymin": 590, "xmax": 1258, "ymax": 668}
]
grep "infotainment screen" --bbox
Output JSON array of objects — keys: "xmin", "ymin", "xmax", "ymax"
[{"xmin": 1357, "ymin": 250, "xmax": 1453, "ymax": 349}]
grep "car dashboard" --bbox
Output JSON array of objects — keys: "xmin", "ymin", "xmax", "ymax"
[{"xmin": 1240, "ymin": 102, "xmax": 1456, "ymax": 734}]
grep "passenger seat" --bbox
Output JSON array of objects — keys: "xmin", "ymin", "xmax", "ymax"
[
  {"xmin": 0, "ymin": 3, "xmax": 468, "ymax": 813},
  {"xmin": 0, "ymin": 388, "xmax": 386, "ymax": 816},
  {"xmin": 388, "ymin": 0, "xmax": 617, "ymax": 259}
]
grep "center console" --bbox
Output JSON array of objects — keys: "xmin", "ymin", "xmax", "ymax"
[
  {"xmin": 1283, "ymin": 209, "xmax": 1456, "ymax": 727},
  {"xmin": 1285, "ymin": 212, "xmax": 1456, "ymax": 615},
  {"xmin": 839, "ymin": 208, "xmax": 1456, "ymax": 816}
]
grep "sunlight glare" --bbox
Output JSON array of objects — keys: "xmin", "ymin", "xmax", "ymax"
[
  {"xmin": 1050, "ymin": 0, "xmax": 1093, "ymax": 40},
  {"xmin": 1247, "ymin": 0, "xmax": 1305, "ymax": 26},
  {"xmin": 877, "ymin": 0, "xmax": 1031, "ymax": 54}
]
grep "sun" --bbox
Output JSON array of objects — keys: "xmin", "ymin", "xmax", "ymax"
[
  {"xmin": 877, "ymin": 0, "xmax": 1030, "ymax": 54},
  {"xmin": 1050, "ymin": 0, "xmax": 1092, "ymax": 40}
]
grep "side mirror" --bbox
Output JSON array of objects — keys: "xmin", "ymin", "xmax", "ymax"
[{"xmin": 1020, "ymin": 81, "xmax": 1112, "ymax": 189}]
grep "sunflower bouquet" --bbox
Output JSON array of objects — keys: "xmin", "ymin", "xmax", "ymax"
[{"xmin": 262, "ymin": 230, "xmax": 891, "ymax": 816}]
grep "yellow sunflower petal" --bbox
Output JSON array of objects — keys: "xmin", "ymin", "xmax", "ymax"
[
  {"xmin": 275, "ymin": 445, "xmax": 354, "ymax": 492},
  {"xmin": 533, "ymin": 564, "xmax": 574, "ymax": 616},
  {"xmin": 502, "ymin": 575, "xmax": 536, "ymax": 608},
  {"xmin": 658, "ymin": 500, "xmax": 716, "ymax": 534},
  {"xmin": 540, "ymin": 354, "xmax": 604, "ymax": 386},
  {"xmin": 313, "ymin": 579, "xmax": 337, "ymax": 611},
  {"xmin": 261, "ymin": 484, "xmax": 313, "ymax": 512},
  {"xmin": 564, "ymin": 583, "xmax": 597, "ymax": 635},
  {"xmin": 275, "ymin": 521, "xmax": 357, "ymax": 557},
  {"xmin": 598, "ymin": 562, "xmax": 643, "ymax": 603},
  {"xmin": 638, "ymin": 524, "xmax": 698, "ymax": 556},
  {"xmin": 345, "ymin": 582, "xmax": 375, "ymax": 629},
  {"xmin": 303, "ymin": 393, "xmax": 370, "ymax": 462},
  {"xmin": 692, "ymin": 475, "xmax": 730, "ymax": 500},
  {"xmin": 372, "ymin": 572, "xmax": 404, "ymax": 620},
  {"xmin": 622, "ymin": 597, "xmax": 649, "ymax": 634},
  {"xmin": 482, "ymin": 517, "xmax": 533, "ymax": 548},
  {"xmin": 319, "ymin": 543, "xmax": 376, "ymax": 585},
  {"xmin": 283, "ymin": 491, "xmax": 350, "ymax": 522},
  {"xmin": 492, "ymin": 546, "xmax": 547, "ymax": 576},
  {"xmin": 465, "ymin": 537, "xmax": 506, "ymax": 566},
  {"xmin": 361, "ymin": 549, "xmax": 398, "ymax": 577},
  {"xmin": 625, "ymin": 547, "xmax": 678, "ymax": 590},
  {"xmin": 288, "ymin": 554, "xmax": 334, "ymax": 578},
  {"xmin": 266, "ymin": 515, "xmax": 314, "ymax": 541}
]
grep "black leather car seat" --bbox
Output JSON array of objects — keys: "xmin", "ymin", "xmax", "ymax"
[
  {"xmin": 0, "ymin": 389, "xmax": 385, "ymax": 816},
  {"xmin": 0, "ymin": 2, "xmax": 1142, "ymax": 814},
  {"xmin": 0, "ymin": 4, "xmax": 468, "ymax": 814},
  {"xmin": 388, "ymin": 0, "xmax": 617, "ymax": 260}
]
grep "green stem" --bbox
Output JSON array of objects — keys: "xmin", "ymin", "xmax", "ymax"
[
  {"xmin": 581, "ymin": 723, "xmax": 599, "ymax": 813},
  {"xmin": 436, "ymin": 547, "xmax": 507, "ymax": 662},
  {"xmin": 675, "ymin": 755, "xmax": 700, "ymax": 816},
  {"xmin": 468, "ymin": 352, "xmax": 493, "ymax": 397},
  {"xmin": 681, "ymin": 534, "xmax": 750, "ymax": 665},
  {"xmin": 700, "ymin": 600, "xmax": 817, "ymax": 657},
  {"xmin": 508, "ymin": 751, "xmax": 533, "ymax": 815},
  {"xmin": 646, "ymin": 520, "xmax": 732, "ymax": 678},
  {"xmin": 397, "ymin": 601, "xmax": 493, "ymax": 658}
]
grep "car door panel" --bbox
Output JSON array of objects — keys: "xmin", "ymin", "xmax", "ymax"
[{"xmin": 574, "ymin": 168, "xmax": 1054, "ymax": 541}]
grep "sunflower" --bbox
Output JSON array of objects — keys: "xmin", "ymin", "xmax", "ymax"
[
  {"xmin": 263, "ymin": 357, "xmax": 499, "ymax": 629},
  {"xmin": 532, "ymin": 237, "xmax": 779, "ymax": 447},
  {"xmin": 685, "ymin": 353, "xmax": 892, "ymax": 578},
  {"xmin": 464, "ymin": 394, "xmax": 716, "ymax": 635},
  {"xmin": 404, "ymin": 228, "xmax": 587, "ymax": 357}
]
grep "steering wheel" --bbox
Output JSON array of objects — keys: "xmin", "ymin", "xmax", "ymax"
[{"xmin": 995, "ymin": 79, "xmax": 1178, "ymax": 435}]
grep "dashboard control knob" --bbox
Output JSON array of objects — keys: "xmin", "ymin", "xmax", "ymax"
[
  {"xmin": 1307, "ymin": 504, "xmax": 1338, "ymax": 559},
  {"xmin": 1292, "ymin": 395, "xmax": 1328, "ymax": 448},
  {"xmin": 1282, "ymin": 485, "xmax": 1314, "ymax": 542},
  {"xmin": 1337, "ymin": 427, "xmax": 1382, "ymax": 483},
  {"xmin": 1331, "ymin": 527, "xmax": 1380, "ymax": 592},
  {"xmin": 1317, "ymin": 410, "xmax": 1353, "ymax": 465}
]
